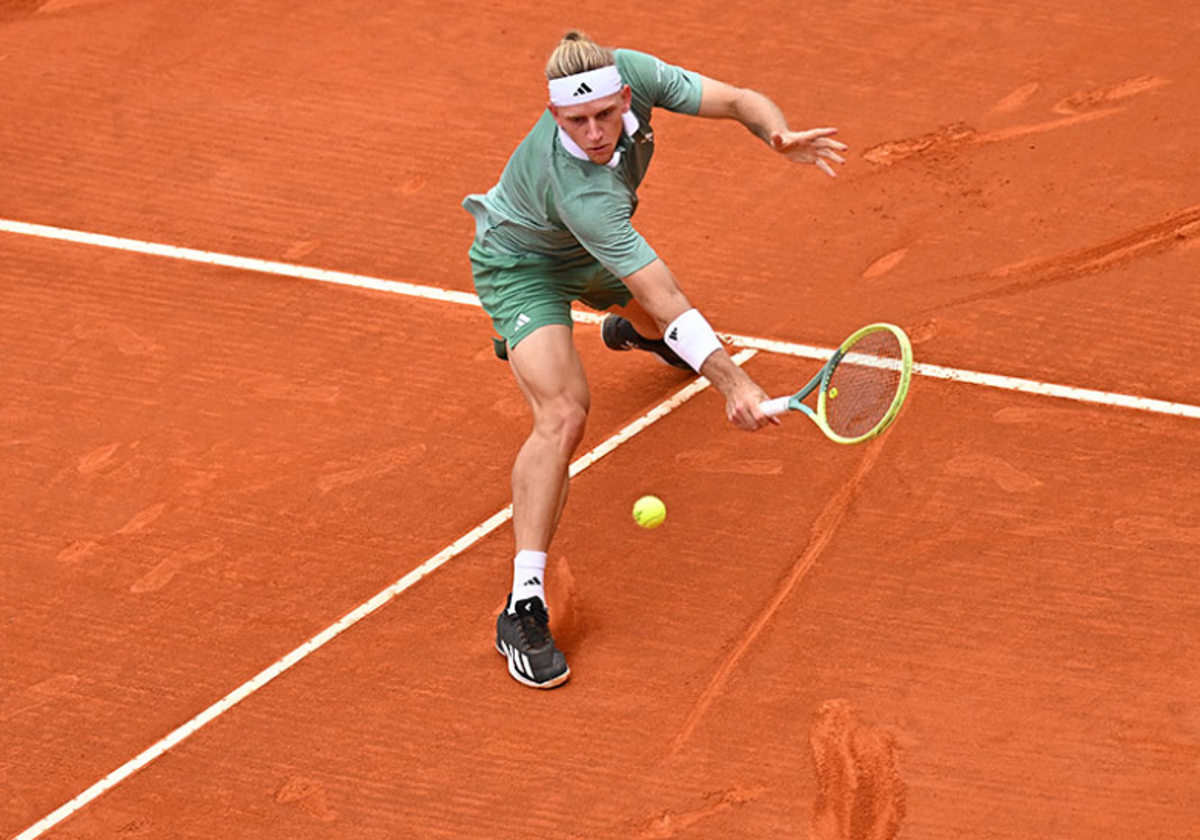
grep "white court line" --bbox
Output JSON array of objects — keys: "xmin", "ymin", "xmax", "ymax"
[
  {"xmin": 725, "ymin": 333, "xmax": 1200, "ymax": 420},
  {"xmin": 10, "ymin": 347, "xmax": 755, "ymax": 840},
  {"xmin": 3, "ymin": 217, "xmax": 1195, "ymax": 421},
  {"xmin": 0, "ymin": 218, "xmax": 482, "ymax": 307},
  {"xmin": 0, "ymin": 217, "xmax": 1193, "ymax": 834}
]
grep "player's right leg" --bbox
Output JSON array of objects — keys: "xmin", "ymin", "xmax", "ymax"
[
  {"xmin": 507, "ymin": 324, "xmax": 590, "ymax": 549},
  {"xmin": 493, "ymin": 324, "xmax": 585, "ymax": 689}
]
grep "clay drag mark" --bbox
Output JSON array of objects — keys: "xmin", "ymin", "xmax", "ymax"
[
  {"xmin": 274, "ymin": 776, "xmax": 338, "ymax": 823},
  {"xmin": 863, "ymin": 112, "xmax": 1118, "ymax": 166},
  {"xmin": 668, "ymin": 442, "xmax": 889, "ymax": 757},
  {"xmin": 864, "ymin": 76, "xmax": 1169, "ymax": 166},
  {"xmin": 930, "ymin": 204, "xmax": 1200, "ymax": 311},
  {"xmin": 0, "ymin": 0, "xmax": 115, "ymax": 19},
  {"xmin": 863, "ymin": 122, "xmax": 980, "ymax": 167},
  {"xmin": 637, "ymin": 787, "xmax": 766, "ymax": 838},
  {"xmin": 810, "ymin": 700, "xmax": 906, "ymax": 840},
  {"xmin": 0, "ymin": 0, "xmax": 42, "ymax": 22},
  {"xmin": 1052, "ymin": 75, "xmax": 1170, "ymax": 115}
]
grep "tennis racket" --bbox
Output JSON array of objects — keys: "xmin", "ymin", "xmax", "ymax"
[{"xmin": 760, "ymin": 323, "xmax": 913, "ymax": 444}]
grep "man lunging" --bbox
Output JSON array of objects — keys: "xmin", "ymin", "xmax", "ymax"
[{"xmin": 463, "ymin": 31, "xmax": 846, "ymax": 688}]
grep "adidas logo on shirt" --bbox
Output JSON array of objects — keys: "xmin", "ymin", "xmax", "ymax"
[{"xmin": 573, "ymin": 82, "xmax": 593, "ymax": 97}]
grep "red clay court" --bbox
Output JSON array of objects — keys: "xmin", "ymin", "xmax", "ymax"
[{"xmin": 2, "ymin": 1, "xmax": 1199, "ymax": 838}]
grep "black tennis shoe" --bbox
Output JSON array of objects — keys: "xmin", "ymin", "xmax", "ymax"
[
  {"xmin": 601, "ymin": 315, "xmax": 692, "ymax": 370},
  {"xmin": 495, "ymin": 595, "xmax": 570, "ymax": 689}
]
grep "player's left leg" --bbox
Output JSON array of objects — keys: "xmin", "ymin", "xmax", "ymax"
[
  {"xmin": 608, "ymin": 298, "xmax": 662, "ymax": 338},
  {"xmin": 585, "ymin": 274, "xmax": 691, "ymax": 370},
  {"xmin": 601, "ymin": 309, "xmax": 691, "ymax": 370}
]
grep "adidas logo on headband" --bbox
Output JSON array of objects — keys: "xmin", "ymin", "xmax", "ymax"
[{"xmin": 549, "ymin": 65, "xmax": 623, "ymax": 106}]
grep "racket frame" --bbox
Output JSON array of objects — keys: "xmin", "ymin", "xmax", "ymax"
[{"xmin": 761, "ymin": 322, "xmax": 913, "ymax": 444}]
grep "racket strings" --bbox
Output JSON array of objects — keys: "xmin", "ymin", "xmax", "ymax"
[{"xmin": 825, "ymin": 331, "xmax": 905, "ymax": 438}]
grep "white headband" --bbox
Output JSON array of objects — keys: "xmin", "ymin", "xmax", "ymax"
[{"xmin": 548, "ymin": 65, "xmax": 623, "ymax": 106}]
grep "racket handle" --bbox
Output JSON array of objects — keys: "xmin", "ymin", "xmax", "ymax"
[{"xmin": 760, "ymin": 396, "xmax": 791, "ymax": 417}]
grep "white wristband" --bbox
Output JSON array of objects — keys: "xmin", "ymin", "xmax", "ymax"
[{"xmin": 663, "ymin": 309, "xmax": 723, "ymax": 373}]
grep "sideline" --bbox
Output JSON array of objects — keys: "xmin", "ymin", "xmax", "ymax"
[{"xmin": 10, "ymin": 348, "xmax": 756, "ymax": 840}]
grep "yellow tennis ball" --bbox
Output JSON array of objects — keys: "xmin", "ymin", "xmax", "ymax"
[{"xmin": 632, "ymin": 495, "xmax": 667, "ymax": 529}]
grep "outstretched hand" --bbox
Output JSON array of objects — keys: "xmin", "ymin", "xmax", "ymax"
[{"xmin": 770, "ymin": 128, "xmax": 847, "ymax": 178}]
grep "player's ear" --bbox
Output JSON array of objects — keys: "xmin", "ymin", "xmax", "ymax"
[{"xmin": 621, "ymin": 84, "xmax": 632, "ymax": 111}]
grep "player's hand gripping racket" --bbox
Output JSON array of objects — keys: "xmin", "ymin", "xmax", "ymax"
[{"xmin": 760, "ymin": 323, "xmax": 913, "ymax": 444}]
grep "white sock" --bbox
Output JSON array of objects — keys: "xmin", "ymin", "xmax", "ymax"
[{"xmin": 510, "ymin": 550, "xmax": 547, "ymax": 611}]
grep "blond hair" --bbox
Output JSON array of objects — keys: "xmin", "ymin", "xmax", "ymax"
[{"xmin": 545, "ymin": 30, "xmax": 615, "ymax": 80}]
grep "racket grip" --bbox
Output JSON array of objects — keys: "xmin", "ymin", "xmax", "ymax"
[{"xmin": 760, "ymin": 396, "xmax": 791, "ymax": 417}]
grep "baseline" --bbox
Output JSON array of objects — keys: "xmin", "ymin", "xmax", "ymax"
[{"xmin": 2, "ymin": 218, "xmax": 1195, "ymax": 421}]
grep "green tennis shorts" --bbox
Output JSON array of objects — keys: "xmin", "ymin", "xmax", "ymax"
[{"xmin": 469, "ymin": 243, "xmax": 633, "ymax": 354}]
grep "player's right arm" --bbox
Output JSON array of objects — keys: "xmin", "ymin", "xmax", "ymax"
[{"xmin": 622, "ymin": 258, "xmax": 775, "ymax": 431}]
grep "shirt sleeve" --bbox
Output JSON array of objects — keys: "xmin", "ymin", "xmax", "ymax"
[
  {"xmin": 554, "ymin": 186, "xmax": 659, "ymax": 279},
  {"xmin": 615, "ymin": 49, "xmax": 704, "ymax": 116}
]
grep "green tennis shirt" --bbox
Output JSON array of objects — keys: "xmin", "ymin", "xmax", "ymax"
[{"xmin": 462, "ymin": 49, "xmax": 704, "ymax": 279}]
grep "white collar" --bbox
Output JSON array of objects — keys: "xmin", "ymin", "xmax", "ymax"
[{"xmin": 557, "ymin": 110, "xmax": 640, "ymax": 169}]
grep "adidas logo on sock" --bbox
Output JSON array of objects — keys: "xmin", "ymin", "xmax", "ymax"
[
  {"xmin": 521, "ymin": 576, "xmax": 542, "ymax": 587},
  {"xmin": 573, "ymin": 82, "xmax": 593, "ymax": 97},
  {"xmin": 668, "ymin": 327, "xmax": 679, "ymax": 341}
]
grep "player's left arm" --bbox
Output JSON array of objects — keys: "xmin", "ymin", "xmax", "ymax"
[{"xmin": 695, "ymin": 76, "xmax": 848, "ymax": 177}]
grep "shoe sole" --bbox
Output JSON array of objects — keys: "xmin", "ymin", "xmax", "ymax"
[
  {"xmin": 495, "ymin": 641, "xmax": 570, "ymax": 689},
  {"xmin": 600, "ymin": 315, "xmax": 625, "ymax": 352},
  {"xmin": 602, "ymin": 316, "xmax": 691, "ymax": 370}
]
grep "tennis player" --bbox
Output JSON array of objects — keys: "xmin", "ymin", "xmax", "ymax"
[{"xmin": 464, "ymin": 31, "xmax": 846, "ymax": 689}]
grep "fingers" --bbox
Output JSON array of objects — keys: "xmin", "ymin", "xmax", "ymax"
[
  {"xmin": 775, "ymin": 128, "xmax": 847, "ymax": 150},
  {"xmin": 772, "ymin": 128, "xmax": 849, "ymax": 177},
  {"xmin": 797, "ymin": 128, "xmax": 849, "ymax": 150},
  {"xmin": 726, "ymin": 404, "xmax": 779, "ymax": 430}
]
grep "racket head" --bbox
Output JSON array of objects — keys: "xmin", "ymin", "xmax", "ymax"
[{"xmin": 815, "ymin": 323, "xmax": 913, "ymax": 444}]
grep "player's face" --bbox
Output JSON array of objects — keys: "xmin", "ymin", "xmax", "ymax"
[{"xmin": 549, "ymin": 86, "xmax": 632, "ymax": 165}]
